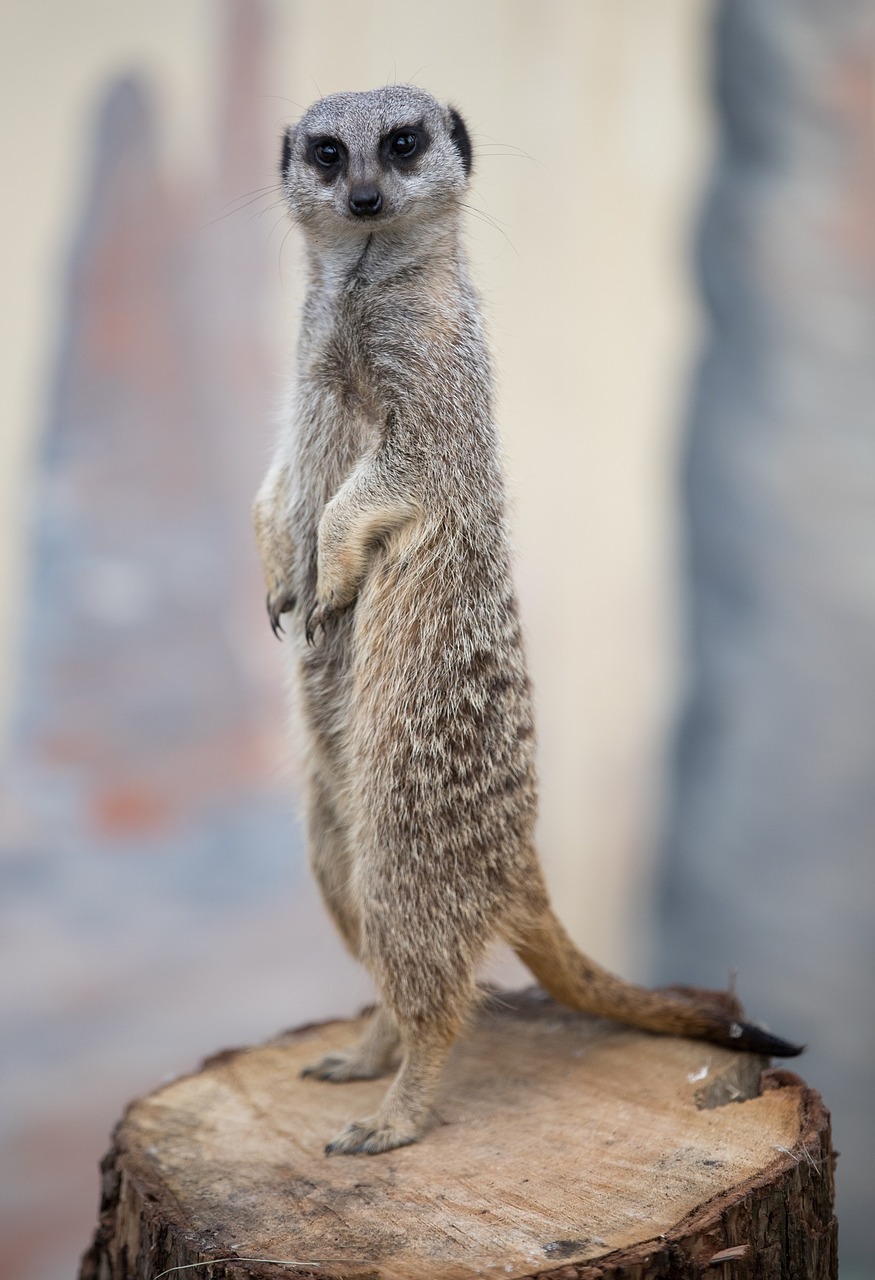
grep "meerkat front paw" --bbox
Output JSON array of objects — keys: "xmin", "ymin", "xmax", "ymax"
[
  {"xmin": 324, "ymin": 1118, "xmax": 419, "ymax": 1156},
  {"xmin": 305, "ymin": 601, "xmax": 338, "ymax": 646},
  {"xmin": 266, "ymin": 583, "xmax": 297, "ymax": 638},
  {"xmin": 253, "ymin": 489, "xmax": 296, "ymax": 638}
]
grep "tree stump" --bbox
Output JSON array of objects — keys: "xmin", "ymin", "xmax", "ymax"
[{"xmin": 79, "ymin": 990, "xmax": 836, "ymax": 1280}]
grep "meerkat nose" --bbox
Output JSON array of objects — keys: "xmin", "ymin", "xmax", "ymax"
[{"xmin": 348, "ymin": 186, "xmax": 383, "ymax": 217}]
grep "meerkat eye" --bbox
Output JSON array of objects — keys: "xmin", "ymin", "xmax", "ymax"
[
  {"xmin": 389, "ymin": 131, "xmax": 419, "ymax": 159},
  {"xmin": 312, "ymin": 139, "xmax": 342, "ymax": 168}
]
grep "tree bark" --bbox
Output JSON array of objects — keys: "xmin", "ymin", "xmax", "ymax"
[{"xmin": 80, "ymin": 991, "xmax": 836, "ymax": 1280}]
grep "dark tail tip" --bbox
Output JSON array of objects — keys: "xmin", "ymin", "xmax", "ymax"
[{"xmin": 720, "ymin": 1020, "xmax": 805, "ymax": 1058}]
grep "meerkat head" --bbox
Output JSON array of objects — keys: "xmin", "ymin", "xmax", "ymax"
[{"xmin": 280, "ymin": 86, "xmax": 472, "ymax": 243}]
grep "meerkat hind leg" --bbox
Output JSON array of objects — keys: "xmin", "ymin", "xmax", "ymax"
[
  {"xmin": 325, "ymin": 1022, "xmax": 454, "ymax": 1155},
  {"xmin": 302, "ymin": 1006, "xmax": 401, "ymax": 1083}
]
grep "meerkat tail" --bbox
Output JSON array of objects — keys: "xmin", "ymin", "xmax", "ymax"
[{"xmin": 512, "ymin": 905, "xmax": 803, "ymax": 1058}]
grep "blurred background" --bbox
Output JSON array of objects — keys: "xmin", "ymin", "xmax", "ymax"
[{"xmin": 1, "ymin": 2, "xmax": 872, "ymax": 1277}]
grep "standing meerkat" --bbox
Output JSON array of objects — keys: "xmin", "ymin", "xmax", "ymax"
[{"xmin": 254, "ymin": 85, "xmax": 801, "ymax": 1156}]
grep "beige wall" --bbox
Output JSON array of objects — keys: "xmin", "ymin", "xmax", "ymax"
[{"xmin": 0, "ymin": 0, "xmax": 713, "ymax": 973}]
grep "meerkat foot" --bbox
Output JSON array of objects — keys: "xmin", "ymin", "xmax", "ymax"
[
  {"xmin": 324, "ymin": 1118, "xmax": 419, "ymax": 1156},
  {"xmin": 321, "ymin": 1018, "xmax": 455, "ymax": 1155},
  {"xmin": 301, "ymin": 1050, "xmax": 389, "ymax": 1083},
  {"xmin": 302, "ymin": 1008, "xmax": 401, "ymax": 1083}
]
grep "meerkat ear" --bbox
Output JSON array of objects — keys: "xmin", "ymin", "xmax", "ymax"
[
  {"xmin": 280, "ymin": 125, "xmax": 295, "ymax": 179},
  {"xmin": 448, "ymin": 107, "xmax": 473, "ymax": 176}
]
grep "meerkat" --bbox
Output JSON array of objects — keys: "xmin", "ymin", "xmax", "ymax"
[{"xmin": 253, "ymin": 85, "xmax": 801, "ymax": 1156}]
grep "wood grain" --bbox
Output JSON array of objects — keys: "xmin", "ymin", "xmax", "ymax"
[{"xmin": 80, "ymin": 990, "xmax": 836, "ymax": 1279}]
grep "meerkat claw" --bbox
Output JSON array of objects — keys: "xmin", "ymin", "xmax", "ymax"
[{"xmin": 267, "ymin": 594, "xmax": 284, "ymax": 638}]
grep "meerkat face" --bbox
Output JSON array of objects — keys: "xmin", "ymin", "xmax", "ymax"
[{"xmin": 280, "ymin": 86, "xmax": 472, "ymax": 240}]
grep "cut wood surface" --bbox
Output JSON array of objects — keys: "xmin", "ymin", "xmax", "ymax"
[{"xmin": 80, "ymin": 990, "xmax": 836, "ymax": 1280}]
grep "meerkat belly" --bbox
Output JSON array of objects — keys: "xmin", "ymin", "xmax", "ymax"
[{"xmin": 345, "ymin": 523, "xmax": 538, "ymax": 894}]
